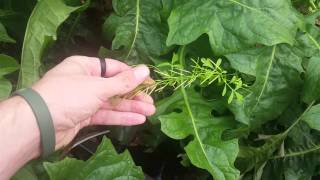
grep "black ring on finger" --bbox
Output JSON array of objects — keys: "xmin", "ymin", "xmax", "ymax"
[{"xmin": 99, "ymin": 57, "xmax": 106, "ymax": 78}]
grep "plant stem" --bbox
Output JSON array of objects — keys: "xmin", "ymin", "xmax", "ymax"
[
  {"xmin": 310, "ymin": 0, "xmax": 317, "ymax": 10},
  {"xmin": 267, "ymin": 101, "xmax": 316, "ymax": 160},
  {"xmin": 126, "ymin": 0, "xmax": 140, "ymax": 59},
  {"xmin": 307, "ymin": 33, "xmax": 320, "ymax": 51},
  {"xmin": 272, "ymin": 143, "xmax": 320, "ymax": 159},
  {"xmin": 178, "ymin": 45, "xmax": 216, "ymax": 172},
  {"xmin": 284, "ymin": 101, "xmax": 315, "ymax": 134}
]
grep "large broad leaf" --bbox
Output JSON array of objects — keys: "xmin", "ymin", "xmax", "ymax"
[
  {"xmin": 294, "ymin": 11, "xmax": 320, "ymax": 57},
  {"xmin": 158, "ymin": 88, "xmax": 240, "ymax": 180},
  {"xmin": 259, "ymin": 127, "xmax": 320, "ymax": 180},
  {"xmin": 166, "ymin": 0, "xmax": 302, "ymax": 55},
  {"xmin": 302, "ymin": 104, "xmax": 320, "ymax": 131},
  {"xmin": 0, "ymin": 54, "xmax": 18, "ymax": 100},
  {"xmin": 228, "ymin": 45, "xmax": 303, "ymax": 126},
  {"xmin": 11, "ymin": 164, "xmax": 38, "ymax": 180},
  {"xmin": 0, "ymin": 78, "xmax": 12, "ymax": 100},
  {"xmin": 17, "ymin": 0, "xmax": 87, "ymax": 88},
  {"xmin": 12, "ymin": 151, "xmax": 61, "ymax": 180},
  {"xmin": 103, "ymin": 0, "xmax": 169, "ymax": 64},
  {"xmin": 295, "ymin": 29, "xmax": 320, "ymax": 58},
  {"xmin": 257, "ymin": 136, "xmax": 320, "ymax": 180},
  {"xmin": 0, "ymin": 21, "xmax": 15, "ymax": 43},
  {"xmin": 0, "ymin": 4, "xmax": 36, "ymax": 41},
  {"xmin": 0, "ymin": 54, "xmax": 19, "ymax": 76},
  {"xmin": 226, "ymin": 48, "xmax": 263, "ymax": 76},
  {"xmin": 44, "ymin": 137, "xmax": 144, "ymax": 180},
  {"xmin": 303, "ymin": 56, "xmax": 320, "ymax": 103},
  {"xmin": 237, "ymin": 133, "xmax": 285, "ymax": 174},
  {"xmin": 238, "ymin": 103, "xmax": 320, "ymax": 175}
]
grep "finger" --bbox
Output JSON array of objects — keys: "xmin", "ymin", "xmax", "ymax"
[
  {"xmin": 98, "ymin": 58, "xmax": 131, "ymax": 77},
  {"xmin": 133, "ymin": 92, "xmax": 154, "ymax": 104},
  {"xmin": 97, "ymin": 65, "xmax": 150, "ymax": 98},
  {"xmin": 101, "ymin": 99, "xmax": 156, "ymax": 116},
  {"xmin": 91, "ymin": 110, "xmax": 146, "ymax": 126},
  {"xmin": 64, "ymin": 56, "xmax": 131, "ymax": 77}
]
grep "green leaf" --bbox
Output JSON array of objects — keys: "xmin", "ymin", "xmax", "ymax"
[
  {"xmin": 302, "ymin": 104, "xmax": 320, "ymax": 131},
  {"xmin": 103, "ymin": 0, "xmax": 169, "ymax": 64},
  {"xmin": 228, "ymin": 91, "xmax": 234, "ymax": 104},
  {"xmin": 166, "ymin": 0, "xmax": 303, "ymax": 55},
  {"xmin": 0, "ymin": 9, "xmax": 17, "ymax": 18},
  {"xmin": 228, "ymin": 100, "xmax": 250, "ymax": 125},
  {"xmin": 0, "ymin": 54, "xmax": 19, "ymax": 76},
  {"xmin": 222, "ymin": 85, "xmax": 227, "ymax": 96},
  {"xmin": 264, "ymin": 135, "xmax": 320, "ymax": 180},
  {"xmin": 237, "ymin": 133, "xmax": 286, "ymax": 173},
  {"xmin": 0, "ymin": 21, "xmax": 15, "ymax": 43},
  {"xmin": 226, "ymin": 48, "xmax": 264, "ymax": 76},
  {"xmin": 302, "ymin": 56, "xmax": 320, "ymax": 103},
  {"xmin": 12, "ymin": 151, "xmax": 61, "ymax": 180},
  {"xmin": 158, "ymin": 88, "xmax": 240, "ymax": 180},
  {"xmin": 235, "ymin": 92, "xmax": 243, "ymax": 102},
  {"xmin": 0, "ymin": 78, "xmax": 12, "ymax": 100},
  {"xmin": 282, "ymin": 147, "xmax": 320, "ymax": 180},
  {"xmin": 11, "ymin": 164, "xmax": 38, "ymax": 180},
  {"xmin": 202, "ymin": 58, "xmax": 214, "ymax": 69},
  {"xmin": 44, "ymin": 137, "xmax": 144, "ymax": 180},
  {"xmin": 294, "ymin": 11, "xmax": 320, "ymax": 57},
  {"xmin": 17, "ymin": 0, "xmax": 87, "ymax": 88},
  {"xmin": 242, "ymin": 45, "xmax": 303, "ymax": 127},
  {"xmin": 260, "ymin": 160, "xmax": 284, "ymax": 180}
]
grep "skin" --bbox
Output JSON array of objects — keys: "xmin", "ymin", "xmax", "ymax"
[{"xmin": 0, "ymin": 56, "xmax": 156, "ymax": 179}]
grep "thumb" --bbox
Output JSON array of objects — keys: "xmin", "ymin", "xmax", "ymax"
[{"xmin": 98, "ymin": 65, "xmax": 150, "ymax": 98}]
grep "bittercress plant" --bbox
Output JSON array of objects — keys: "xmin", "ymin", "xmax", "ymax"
[{"xmin": 3, "ymin": 0, "xmax": 320, "ymax": 179}]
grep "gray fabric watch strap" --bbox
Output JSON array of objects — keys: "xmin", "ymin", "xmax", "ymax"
[{"xmin": 13, "ymin": 88, "xmax": 55, "ymax": 158}]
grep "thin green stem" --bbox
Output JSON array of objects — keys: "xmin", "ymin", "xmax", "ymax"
[
  {"xmin": 126, "ymin": 0, "xmax": 140, "ymax": 59},
  {"xmin": 178, "ymin": 46, "xmax": 216, "ymax": 172},
  {"xmin": 310, "ymin": 0, "xmax": 318, "ymax": 10},
  {"xmin": 307, "ymin": 33, "xmax": 320, "ymax": 51},
  {"xmin": 266, "ymin": 101, "xmax": 316, "ymax": 160},
  {"xmin": 272, "ymin": 144, "xmax": 320, "ymax": 159},
  {"xmin": 284, "ymin": 101, "xmax": 315, "ymax": 134},
  {"xmin": 252, "ymin": 46, "xmax": 276, "ymax": 111},
  {"xmin": 228, "ymin": 0, "xmax": 258, "ymax": 12}
]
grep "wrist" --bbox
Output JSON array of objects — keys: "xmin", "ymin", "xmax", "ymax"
[{"xmin": 0, "ymin": 96, "xmax": 41, "ymax": 178}]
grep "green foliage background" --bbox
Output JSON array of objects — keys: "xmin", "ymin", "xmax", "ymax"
[{"xmin": 1, "ymin": 0, "xmax": 320, "ymax": 179}]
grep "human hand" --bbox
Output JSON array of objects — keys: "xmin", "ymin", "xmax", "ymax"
[{"xmin": 32, "ymin": 56, "xmax": 156, "ymax": 150}]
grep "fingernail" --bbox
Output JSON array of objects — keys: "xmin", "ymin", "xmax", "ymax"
[{"xmin": 133, "ymin": 65, "xmax": 149, "ymax": 81}]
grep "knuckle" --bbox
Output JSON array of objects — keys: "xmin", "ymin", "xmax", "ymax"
[
  {"xmin": 64, "ymin": 55, "xmax": 87, "ymax": 64},
  {"xmin": 65, "ymin": 55, "xmax": 80, "ymax": 62}
]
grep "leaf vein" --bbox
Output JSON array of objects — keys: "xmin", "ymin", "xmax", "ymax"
[
  {"xmin": 228, "ymin": 0, "xmax": 259, "ymax": 12},
  {"xmin": 307, "ymin": 33, "xmax": 320, "ymax": 51},
  {"xmin": 126, "ymin": 0, "xmax": 140, "ymax": 59},
  {"xmin": 252, "ymin": 46, "xmax": 276, "ymax": 111}
]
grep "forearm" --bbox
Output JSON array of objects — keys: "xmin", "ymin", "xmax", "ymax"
[{"xmin": 0, "ymin": 97, "xmax": 41, "ymax": 179}]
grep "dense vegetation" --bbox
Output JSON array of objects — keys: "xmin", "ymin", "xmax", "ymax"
[{"xmin": 1, "ymin": 0, "xmax": 320, "ymax": 179}]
